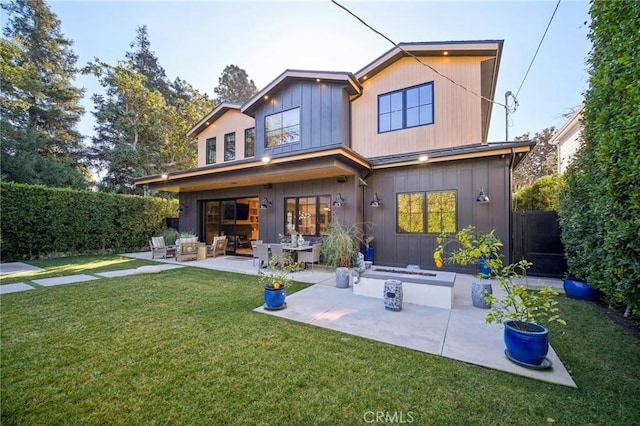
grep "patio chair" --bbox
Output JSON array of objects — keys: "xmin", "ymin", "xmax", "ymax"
[
  {"xmin": 251, "ymin": 240, "xmax": 263, "ymax": 266},
  {"xmin": 208, "ymin": 236, "xmax": 228, "ymax": 258},
  {"xmin": 149, "ymin": 236, "xmax": 175, "ymax": 259},
  {"xmin": 255, "ymin": 243, "xmax": 270, "ymax": 269},
  {"xmin": 269, "ymin": 244, "xmax": 284, "ymax": 264},
  {"xmin": 298, "ymin": 243, "xmax": 321, "ymax": 272},
  {"xmin": 176, "ymin": 237, "xmax": 199, "ymax": 262}
]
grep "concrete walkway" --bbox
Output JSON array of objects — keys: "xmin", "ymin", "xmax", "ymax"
[{"xmin": 1, "ymin": 254, "xmax": 575, "ymax": 387}]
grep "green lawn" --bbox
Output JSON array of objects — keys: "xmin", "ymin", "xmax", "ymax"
[{"xmin": 1, "ymin": 261, "xmax": 639, "ymax": 425}]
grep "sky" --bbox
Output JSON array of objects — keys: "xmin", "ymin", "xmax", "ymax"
[{"xmin": 42, "ymin": 0, "xmax": 591, "ymax": 143}]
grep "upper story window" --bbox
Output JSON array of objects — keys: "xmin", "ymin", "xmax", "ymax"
[
  {"xmin": 396, "ymin": 190, "xmax": 456, "ymax": 234},
  {"xmin": 244, "ymin": 127, "xmax": 255, "ymax": 158},
  {"xmin": 378, "ymin": 82, "xmax": 434, "ymax": 133},
  {"xmin": 265, "ymin": 107, "xmax": 300, "ymax": 147},
  {"xmin": 206, "ymin": 137, "xmax": 216, "ymax": 164},
  {"xmin": 224, "ymin": 132, "xmax": 235, "ymax": 161}
]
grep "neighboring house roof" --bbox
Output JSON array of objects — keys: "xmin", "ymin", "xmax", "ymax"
[
  {"xmin": 241, "ymin": 69, "xmax": 362, "ymax": 116},
  {"xmin": 550, "ymin": 104, "xmax": 584, "ymax": 146},
  {"xmin": 550, "ymin": 104, "xmax": 584, "ymax": 174},
  {"xmin": 186, "ymin": 102, "xmax": 243, "ymax": 139}
]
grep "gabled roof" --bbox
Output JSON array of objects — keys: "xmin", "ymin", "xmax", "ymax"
[
  {"xmin": 355, "ymin": 40, "xmax": 503, "ymax": 82},
  {"xmin": 550, "ymin": 104, "xmax": 584, "ymax": 146},
  {"xmin": 186, "ymin": 102, "xmax": 243, "ymax": 138},
  {"xmin": 241, "ymin": 69, "xmax": 362, "ymax": 117}
]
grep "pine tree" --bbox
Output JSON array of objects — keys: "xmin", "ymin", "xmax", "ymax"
[
  {"xmin": 1, "ymin": 0, "xmax": 89, "ymax": 188},
  {"xmin": 214, "ymin": 64, "xmax": 258, "ymax": 103},
  {"xmin": 125, "ymin": 25, "xmax": 171, "ymax": 100}
]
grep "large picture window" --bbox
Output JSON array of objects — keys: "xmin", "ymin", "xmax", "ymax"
[
  {"xmin": 284, "ymin": 195, "xmax": 331, "ymax": 237},
  {"xmin": 266, "ymin": 107, "xmax": 300, "ymax": 147},
  {"xmin": 397, "ymin": 190, "xmax": 456, "ymax": 234},
  {"xmin": 379, "ymin": 82, "xmax": 434, "ymax": 133},
  {"xmin": 224, "ymin": 132, "xmax": 235, "ymax": 161},
  {"xmin": 206, "ymin": 137, "xmax": 216, "ymax": 164},
  {"xmin": 244, "ymin": 127, "xmax": 255, "ymax": 158}
]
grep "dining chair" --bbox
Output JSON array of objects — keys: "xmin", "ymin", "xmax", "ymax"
[
  {"xmin": 251, "ymin": 240, "xmax": 263, "ymax": 266},
  {"xmin": 298, "ymin": 243, "xmax": 321, "ymax": 272},
  {"xmin": 255, "ymin": 243, "xmax": 270, "ymax": 269}
]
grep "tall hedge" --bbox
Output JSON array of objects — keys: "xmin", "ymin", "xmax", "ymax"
[
  {"xmin": 513, "ymin": 174, "xmax": 565, "ymax": 211},
  {"xmin": 558, "ymin": 1, "xmax": 640, "ymax": 314},
  {"xmin": 0, "ymin": 182, "xmax": 178, "ymax": 260}
]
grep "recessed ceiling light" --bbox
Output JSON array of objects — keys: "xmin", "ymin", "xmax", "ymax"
[
  {"xmin": 418, "ymin": 155, "xmax": 429, "ymax": 162},
  {"xmin": 443, "ymin": 51, "xmax": 449, "ymax": 55}
]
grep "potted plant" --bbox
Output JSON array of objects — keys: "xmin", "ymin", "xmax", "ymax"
[
  {"xmin": 434, "ymin": 226, "xmax": 566, "ymax": 368},
  {"xmin": 320, "ymin": 221, "xmax": 362, "ymax": 288},
  {"xmin": 434, "ymin": 227, "xmax": 502, "ymax": 309},
  {"xmin": 562, "ymin": 276, "xmax": 600, "ymax": 301},
  {"xmin": 258, "ymin": 253, "xmax": 303, "ymax": 310},
  {"xmin": 363, "ymin": 235, "xmax": 374, "ymax": 263}
]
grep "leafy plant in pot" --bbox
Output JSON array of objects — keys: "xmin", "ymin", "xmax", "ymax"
[
  {"xmin": 434, "ymin": 226, "xmax": 566, "ymax": 368},
  {"xmin": 434, "ymin": 227, "xmax": 502, "ymax": 309},
  {"xmin": 258, "ymin": 253, "xmax": 303, "ymax": 310},
  {"xmin": 320, "ymin": 221, "xmax": 362, "ymax": 288}
]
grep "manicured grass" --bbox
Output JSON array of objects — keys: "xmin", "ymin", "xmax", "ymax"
[
  {"xmin": 0, "ymin": 255, "xmax": 161, "ymax": 285},
  {"xmin": 1, "ymin": 264, "xmax": 639, "ymax": 425}
]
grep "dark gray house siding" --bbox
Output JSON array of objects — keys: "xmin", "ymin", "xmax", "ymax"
[
  {"xmin": 177, "ymin": 175, "xmax": 360, "ymax": 245},
  {"xmin": 253, "ymin": 81, "xmax": 351, "ymax": 158},
  {"xmin": 361, "ymin": 156, "xmax": 511, "ymax": 271}
]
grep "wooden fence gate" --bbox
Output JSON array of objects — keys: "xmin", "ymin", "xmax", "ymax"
[{"xmin": 511, "ymin": 211, "xmax": 567, "ymax": 278}]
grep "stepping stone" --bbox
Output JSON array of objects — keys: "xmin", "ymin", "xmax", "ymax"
[
  {"xmin": 135, "ymin": 265, "xmax": 162, "ymax": 274},
  {"xmin": 34, "ymin": 274, "xmax": 100, "ymax": 287},
  {"xmin": 0, "ymin": 262, "xmax": 43, "ymax": 275},
  {"xmin": 95, "ymin": 269, "xmax": 141, "ymax": 278},
  {"xmin": 0, "ymin": 283, "xmax": 36, "ymax": 294}
]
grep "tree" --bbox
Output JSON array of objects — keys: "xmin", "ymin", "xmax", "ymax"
[
  {"xmin": 512, "ymin": 127, "xmax": 557, "ymax": 191},
  {"xmin": 558, "ymin": 0, "xmax": 640, "ymax": 317},
  {"xmin": 513, "ymin": 174, "xmax": 565, "ymax": 211},
  {"xmin": 213, "ymin": 64, "xmax": 258, "ymax": 103},
  {"xmin": 125, "ymin": 25, "xmax": 171, "ymax": 100},
  {"xmin": 1, "ymin": 0, "xmax": 89, "ymax": 189}
]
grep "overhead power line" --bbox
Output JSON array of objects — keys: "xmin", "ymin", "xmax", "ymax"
[
  {"xmin": 515, "ymin": 0, "xmax": 562, "ymax": 98},
  {"xmin": 330, "ymin": 0, "xmax": 507, "ymax": 109}
]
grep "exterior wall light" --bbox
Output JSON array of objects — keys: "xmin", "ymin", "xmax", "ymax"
[
  {"xmin": 369, "ymin": 193, "xmax": 382, "ymax": 207},
  {"xmin": 333, "ymin": 193, "xmax": 345, "ymax": 207},
  {"xmin": 260, "ymin": 197, "xmax": 272, "ymax": 209},
  {"xmin": 476, "ymin": 187, "xmax": 490, "ymax": 203}
]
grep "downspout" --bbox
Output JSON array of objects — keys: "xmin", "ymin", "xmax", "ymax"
[{"xmin": 508, "ymin": 146, "xmax": 515, "ymax": 264}]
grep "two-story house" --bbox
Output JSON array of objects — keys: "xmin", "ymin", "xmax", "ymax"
[{"xmin": 136, "ymin": 40, "xmax": 534, "ymax": 268}]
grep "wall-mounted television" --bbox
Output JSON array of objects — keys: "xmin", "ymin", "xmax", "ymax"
[{"xmin": 224, "ymin": 203, "xmax": 250, "ymax": 220}]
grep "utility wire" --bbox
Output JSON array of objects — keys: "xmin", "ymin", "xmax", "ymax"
[
  {"xmin": 330, "ymin": 0, "xmax": 507, "ymax": 108},
  {"xmin": 515, "ymin": 0, "xmax": 561, "ymax": 98}
]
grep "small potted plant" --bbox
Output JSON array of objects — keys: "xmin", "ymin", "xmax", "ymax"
[
  {"xmin": 434, "ymin": 226, "xmax": 566, "ymax": 368},
  {"xmin": 363, "ymin": 235, "xmax": 375, "ymax": 263},
  {"xmin": 258, "ymin": 253, "xmax": 303, "ymax": 310},
  {"xmin": 320, "ymin": 221, "xmax": 362, "ymax": 288}
]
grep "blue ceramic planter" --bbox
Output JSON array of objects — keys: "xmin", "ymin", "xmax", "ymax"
[
  {"xmin": 264, "ymin": 286, "xmax": 286, "ymax": 310},
  {"xmin": 563, "ymin": 278, "xmax": 599, "ymax": 301},
  {"xmin": 504, "ymin": 320, "xmax": 549, "ymax": 367}
]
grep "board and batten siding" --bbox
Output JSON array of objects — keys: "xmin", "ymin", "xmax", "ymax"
[
  {"xmin": 196, "ymin": 110, "xmax": 255, "ymax": 167},
  {"xmin": 352, "ymin": 56, "xmax": 492, "ymax": 158},
  {"xmin": 362, "ymin": 156, "xmax": 511, "ymax": 270},
  {"xmin": 253, "ymin": 81, "xmax": 350, "ymax": 158}
]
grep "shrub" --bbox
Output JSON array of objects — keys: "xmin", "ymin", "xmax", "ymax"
[
  {"xmin": 513, "ymin": 174, "xmax": 565, "ymax": 211},
  {"xmin": 0, "ymin": 182, "xmax": 177, "ymax": 260}
]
